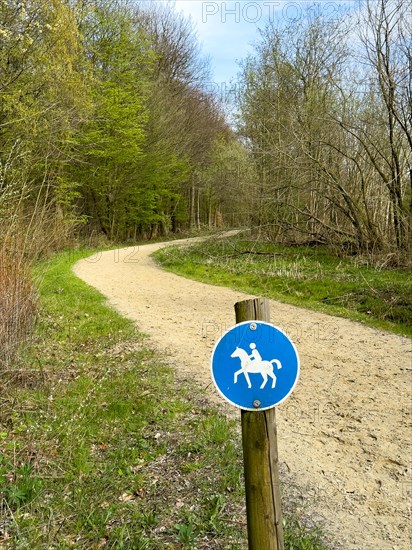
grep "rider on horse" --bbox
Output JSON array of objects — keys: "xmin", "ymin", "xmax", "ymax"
[{"xmin": 249, "ymin": 343, "xmax": 262, "ymax": 364}]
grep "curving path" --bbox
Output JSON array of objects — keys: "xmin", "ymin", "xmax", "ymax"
[{"xmin": 73, "ymin": 237, "xmax": 411, "ymax": 550}]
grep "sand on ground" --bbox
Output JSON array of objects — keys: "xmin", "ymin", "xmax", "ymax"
[{"xmin": 73, "ymin": 237, "xmax": 412, "ymax": 550}]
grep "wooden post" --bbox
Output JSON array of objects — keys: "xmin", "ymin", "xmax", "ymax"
[{"xmin": 235, "ymin": 298, "xmax": 284, "ymax": 550}]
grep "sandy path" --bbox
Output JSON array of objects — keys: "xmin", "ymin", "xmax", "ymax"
[{"xmin": 73, "ymin": 237, "xmax": 411, "ymax": 550}]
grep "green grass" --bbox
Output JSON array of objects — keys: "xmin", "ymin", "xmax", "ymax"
[
  {"xmin": 153, "ymin": 237, "xmax": 412, "ymax": 338},
  {"xmin": 0, "ymin": 248, "xmax": 328, "ymax": 549}
]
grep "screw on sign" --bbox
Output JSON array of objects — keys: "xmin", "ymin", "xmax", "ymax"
[{"xmin": 211, "ymin": 320, "xmax": 299, "ymax": 411}]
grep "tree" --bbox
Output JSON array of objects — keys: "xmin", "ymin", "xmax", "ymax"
[
  {"xmin": 236, "ymin": 1, "xmax": 411, "ymax": 254},
  {"xmin": 66, "ymin": 0, "xmax": 154, "ymax": 240},
  {"xmin": 132, "ymin": 2, "xmax": 231, "ymax": 234},
  {"xmin": 356, "ymin": 0, "xmax": 411, "ymax": 249},
  {"xmin": 0, "ymin": 0, "xmax": 89, "ymax": 249}
]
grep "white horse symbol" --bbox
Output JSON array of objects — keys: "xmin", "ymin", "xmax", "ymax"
[{"xmin": 231, "ymin": 346, "xmax": 282, "ymax": 389}]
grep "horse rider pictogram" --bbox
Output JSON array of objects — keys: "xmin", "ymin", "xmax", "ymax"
[{"xmin": 231, "ymin": 343, "xmax": 282, "ymax": 389}]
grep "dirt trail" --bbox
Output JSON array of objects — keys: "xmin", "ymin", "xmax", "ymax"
[{"xmin": 73, "ymin": 237, "xmax": 411, "ymax": 550}]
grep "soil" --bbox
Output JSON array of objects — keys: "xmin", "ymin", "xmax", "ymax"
[{"xmin": 73, "ymin": 236, "xmax": 412, "ymax": 550}]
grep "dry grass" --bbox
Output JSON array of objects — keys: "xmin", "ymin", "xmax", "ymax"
[
  {"xmin": 0, "ymin": 254, "xmax": 37, "ymax": 372},
  {"xmin": 0, "ymin": 142, "xmax": 81, "ymax": 375},
  {"xmin": 0, "ymin": 207, "xmax": 81, "ymax": 374}
]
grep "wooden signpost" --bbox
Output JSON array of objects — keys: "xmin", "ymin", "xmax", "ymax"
[
  {"xmin": 235, "ymin": 298, "xmax": 284, "ymax": 550},
  {"xmin": 211, "ymin": 297, "xmax": 300, "ymax": 550}
]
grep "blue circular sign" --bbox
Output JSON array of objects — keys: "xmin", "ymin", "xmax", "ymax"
[{"xmin": 211, "ymin": 321, "xmax": 299, "ymax": 411}]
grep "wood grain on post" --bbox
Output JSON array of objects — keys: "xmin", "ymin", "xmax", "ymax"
[{"xmin": 235, "ymin": 298, "xmax": 284, "ymax": 550}]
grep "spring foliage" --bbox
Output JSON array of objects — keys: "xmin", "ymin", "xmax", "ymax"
[{"xmin": 0, "ymin": 0, "xmax": 237, "ymax": 243}]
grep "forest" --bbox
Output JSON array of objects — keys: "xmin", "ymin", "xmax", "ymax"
[
  {"xmin": 0, "ymin": 2, "xmax": 411, "ymax": 547},
  {"xmin": 1, "ymin": 0, "xmax": 411, "ymax": 246},
  {"xmin": 0, "ymin": 0, "xmax": 411, "ymax": 364},
  {"xmin": 238, "ymin": 1, "xmax": 411, "ymax": 253}
]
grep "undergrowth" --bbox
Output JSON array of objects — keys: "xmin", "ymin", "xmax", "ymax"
[{"xmin": 0, "ymin": 248, "xmax": 328, "ymax": 549}]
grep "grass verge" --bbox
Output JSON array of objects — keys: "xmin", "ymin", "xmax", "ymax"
[
  {"xmin": 153, "ymin": 236, "xmax": 412, "ymax": 338},
  {"xmin": 0, "ymin": 248, "xmax": 328, "ymax": 549}
]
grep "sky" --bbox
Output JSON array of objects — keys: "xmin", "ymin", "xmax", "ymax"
[
  {"xmin": 136, "ymin": 0, "xmax": 364, "ymax": 114},
  {"xmin": 171, "ymin": 1, "xmax": 361, "ymax": 96},
  {"xmin": 174, "ymin": 0, "xmax": 267, "ymax": 85}
]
